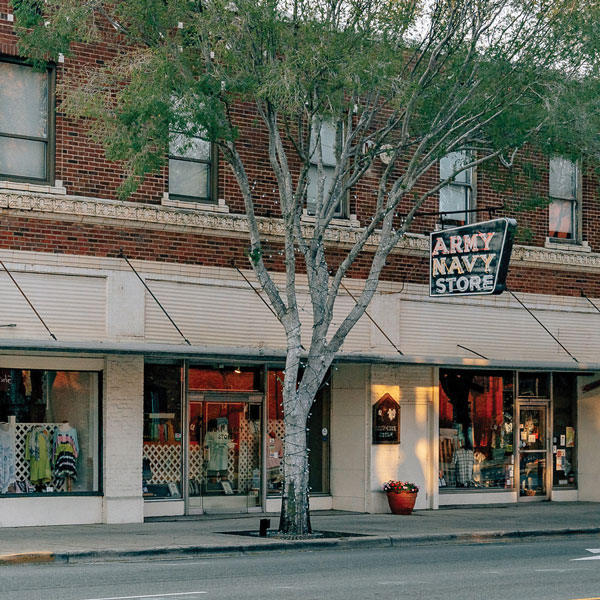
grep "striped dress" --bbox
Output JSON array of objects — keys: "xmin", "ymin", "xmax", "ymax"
[{"xmin": 52, "ymin": 426, "xmax": 79, "ymax": 482}]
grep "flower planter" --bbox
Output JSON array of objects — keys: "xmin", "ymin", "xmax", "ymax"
[{"xmin": 386, "ymin": 490, "xmax": 418, "ymax": 515}]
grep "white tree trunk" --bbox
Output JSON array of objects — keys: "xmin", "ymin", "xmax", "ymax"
[{"xmin": 278, "ymin": 398, "xmax": 311, "ymax": 534}]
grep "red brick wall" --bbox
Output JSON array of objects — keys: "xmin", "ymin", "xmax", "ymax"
[{"xmin": 1, "ymin": 214, "xmax": 596, "ymax": 297}]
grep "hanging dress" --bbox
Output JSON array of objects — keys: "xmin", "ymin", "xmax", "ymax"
[
  {"xmin": 52, "ymin": 426, "xmax": 79, "ymax": 482},
  {"xmin": 25, "ymin": 427, "xmax": 52, "ymax": 485}
]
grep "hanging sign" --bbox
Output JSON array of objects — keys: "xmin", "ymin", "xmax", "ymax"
[
  {"xmin": 372, "ymin": 393, "xmax": 401, "ymax": 444},
  {"xmin": 430, "ymin": 217, "xmax": 517, "ymax": 297}
]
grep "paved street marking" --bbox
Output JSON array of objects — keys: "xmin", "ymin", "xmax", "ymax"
[
  {"xmin": 82, "ymin": 592, "xmax": 208, "ymax": 600},
  {"xmin": 377, "ymin": 581, "xmax": 427, "ymax": 585},
  {"xmin": 480, "ymin": 571, "xmax": 502, "ymax": 574},
  {"xmin": 271, "ymin": 586, "xmax": 299, "ymax": 590},
  {"xmin": 572, "ymin": 549, "xmax": 600, "ymax": 561},
  {"xmin": 535, "ymin": 568, "xmax": 590, "ymax": 572},
  {"xmin": 144, "ymin": 561, "xmax": 211, "ymax": 567}
]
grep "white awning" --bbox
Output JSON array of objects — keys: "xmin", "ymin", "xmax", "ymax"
[{"xmin": 0, "ymin": 338, "xmax": 593, "ymax": 372}]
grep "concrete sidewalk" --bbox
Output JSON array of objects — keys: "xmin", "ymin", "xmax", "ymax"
[{"xmin": 1, "ymin": 502, "xmax": 600, "ymax": 565}]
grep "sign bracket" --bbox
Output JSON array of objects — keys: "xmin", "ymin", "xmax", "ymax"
[{"xmin": 415, "ymin": 206, "xmax": 502, "ymax": 219}]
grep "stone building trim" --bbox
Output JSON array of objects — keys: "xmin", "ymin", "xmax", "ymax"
[{"xmin": 1, "ymin": 190, "xmax": 600, "ymax": 271}]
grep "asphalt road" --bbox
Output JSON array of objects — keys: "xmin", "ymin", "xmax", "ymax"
[{"xmin": 2, "ymin": 535, "xmax": 600, "ymax": 600}]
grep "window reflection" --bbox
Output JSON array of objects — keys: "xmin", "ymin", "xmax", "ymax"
[{"xmin": 439, "ymin": 370, "xmax": 514, "ymax": 489}]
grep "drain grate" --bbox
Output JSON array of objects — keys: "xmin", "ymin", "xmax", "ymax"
[{"xmin": 217, "ymin": 530, "xmax": 372, "ymax": 539}]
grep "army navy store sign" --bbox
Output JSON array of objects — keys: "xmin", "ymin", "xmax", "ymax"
[{"xmin": 430, "ymin": 218, "xmax": 516, "ymax": 297}]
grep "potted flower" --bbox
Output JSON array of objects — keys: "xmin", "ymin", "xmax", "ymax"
[{"xmin": 382, "ymin": 480, "xmax": 419, "ymax": 515}]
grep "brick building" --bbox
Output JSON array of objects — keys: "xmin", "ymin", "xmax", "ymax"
[{"xmin": 1, "ymin": 6, "xmax": 600, "ymax": 527}]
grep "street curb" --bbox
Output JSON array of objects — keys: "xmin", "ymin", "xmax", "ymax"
[
  {"xmin": 6, "ymin": 526, "xmax": 600, "ymax": 565},
  {"xmin": 0, "ymin": 552, "xmax": 55, "ymax": 565}
]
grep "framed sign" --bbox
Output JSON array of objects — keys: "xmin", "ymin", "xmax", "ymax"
[
  {"xmin": 372, "ymin": 393, "xmax": 400, "ymax": 444},
  {"xmin": 430, "ymin": 218, "xmax": 517, "ymax": 297}
]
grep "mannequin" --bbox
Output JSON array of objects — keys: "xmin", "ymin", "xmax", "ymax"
[
  {"xmin": 453, "ymin": 441, "xmax": 474, "ymax": 487},
  {"xmin": 204, "ymin": 419, "xmax": 230, "ymax": 484},
  {"xmin": 52, "ymin": 422, "xmax": 79, "ymax": 492},
  {"xmin": 267, "ymin": 431, "xmax": 283, "ymax": 489}
]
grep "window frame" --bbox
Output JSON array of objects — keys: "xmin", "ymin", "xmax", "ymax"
[
  {"xmin": 0, "ymin": 56, "xmax": 55, "ymax": 186},
  {"xmin": 548, "ymin": 156, "xmax": 580, "ymax": 243},
  {"xmin": 306, "ymin": 119, "xmax": 348, "ymax": 219},
  {"xmin": 439, "ymin": 151, "xmax": 474, "ymax": 229},
  {"xmin": 0, "ymin": 367, "xmax": 102, "ymax": 497},
  {"xmin": 167, "ymin": 135, "xmax": 218, "ymax": 204}
]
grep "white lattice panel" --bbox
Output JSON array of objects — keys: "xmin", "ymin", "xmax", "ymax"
[
  {"xmin": 143, "ymin": 443, "xmax": 181, "ymax": 484},
  {"xmin": 144, "ymin": 423, "xmax": 265, "ymax": 494},
  {"xmin": 189, "ymin": 444, "xmax": 204, "ymax": 480},
  {"xmin": 143, "ymin": 443, "xmax": 235, "ymax": 486},
  {"xmin": 268, "ymin": 419, "xmax": 286, "ymax": 459},
  {"xmin": 238, "ymin": 421, "xmax": 260, "ymax": 493}
]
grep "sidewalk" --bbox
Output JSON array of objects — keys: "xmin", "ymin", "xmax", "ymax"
[{"xmin": 1, "ymin": 502, "xmax": 600, "ymax": 565}]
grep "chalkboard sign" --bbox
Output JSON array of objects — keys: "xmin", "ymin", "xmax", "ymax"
[{"xmin": 372, "ymin": 394, "xmax": 400, "ymax": 444}]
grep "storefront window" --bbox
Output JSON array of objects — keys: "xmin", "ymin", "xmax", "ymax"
[
  {"xmin": 552, "ymin": 373, "xmax": 577, "ymax": 488},
  {"xmin": 518, "ymin": 372, "xmax": 550, "ymax": 399},
  {"xmin": 143, "ymin": 363, "xmax": 183, "ymax": 499},
  {"xmin": 267, "ymin": 370, "xmax": 330, "ymax": 495},
  {"xmin": 439, "ymin": 370, "xmax": 514, "ymax": 490},
  {"xmin": 0, "ymin": 369, "xmax": 99, "ymax": 495}
]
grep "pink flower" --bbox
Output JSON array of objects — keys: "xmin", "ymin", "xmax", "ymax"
[{"xmin": 382, "ymin": 480, "xmax": 419, "ymax": 493}]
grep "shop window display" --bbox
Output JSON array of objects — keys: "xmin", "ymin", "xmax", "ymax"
[
  {"xmin": 187, "ymin": 366, "xmax": 262, "ymax": 508},
  {"xmin": 0, "ymin": 369, "xmax": 99, "ymax": 494},
  {"xmin": 552, "ymin": 373, "xmax": 577, "ymax": 488},
  {"xmin": 188, "ymin": 402, "xmax": 261, "ymax": 502},
  {"xmin": 267, "ymin": 370, "xmax": 330, "ymax": 495},
  {"xmin": 439, "ymin": 370, "xmax": 514, "ymax": 490},
  {"xmin": 143, "ymin": 364, "xmax": 183, "ymax": 499}
]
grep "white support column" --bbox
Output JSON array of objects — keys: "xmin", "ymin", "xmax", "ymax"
[
  {"xmin": 431, "ymin": 367, "xmax": 440, "ymax": 510},
  {"xmin": 368, "ymin": 364, "xmax": 435, "ymax": 512},
  {"xmin": 106, "ymin": 271, "xmax": 145, "ymax": 341},
  {"xmin": 102, "ymin": 355, "xmax": 144, "ymax": 523},
  {"xmin": 330, "ymin": 364, "xmax": 369, "ymax": 512}
]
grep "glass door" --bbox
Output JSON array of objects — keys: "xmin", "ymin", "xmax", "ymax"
[
  {"xmin": 188, "ymin": 398, "xmax": 262, "ymax": 513},
  {"xmin": 517, "ymin": 404, "xmax": 549, "ymax": 500}
]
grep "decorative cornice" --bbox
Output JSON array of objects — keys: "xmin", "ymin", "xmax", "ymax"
[
  {"xmin": 512, "ymin": 244, "xmax": 600, "ymax": 271},
  {"xmin": 0, "ymin": 190, "xmax": 598, "ymax": 271},
  {"xmin": 0, "ymin": 190, "xmax": 423, "ymax": 251}
]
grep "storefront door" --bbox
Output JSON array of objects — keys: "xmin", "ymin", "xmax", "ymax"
[
  {"xmin": 187, "ymin": 396, "xmax": 262, "ymax": 513},
  {"xmin": 517, "ymin": 404, "xmax": 549, "ymax": 500}
]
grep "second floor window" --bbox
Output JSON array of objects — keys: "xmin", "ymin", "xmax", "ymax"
[
  {"xmin": 0, "ymin": 60, "xmax": 53, "ymax": 183},
  {"xmin": 168, "ymin": 131, "xmax": 216, "ymax": 203},
  {"xmin": 549, "ymin": 157, "xmax": 578, "ymax": 240},
  {"xmin": 307, "ymin": 120, "xmax": 346, "ymax": 218},
  {"xmin": 439, "ymin": 151, "xmax": 473, "ymax": 228}
]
